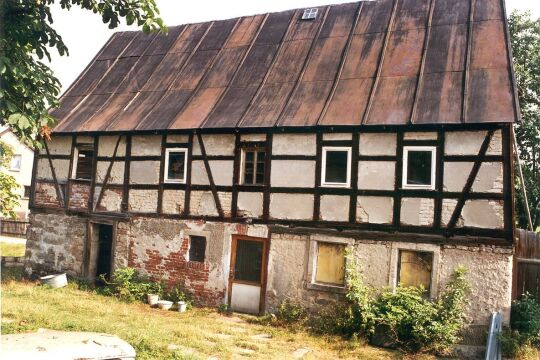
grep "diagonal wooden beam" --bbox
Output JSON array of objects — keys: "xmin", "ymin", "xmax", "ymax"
[
  {"xmin": 196, "ymin": 132, "xmax": 224, "ymax": 218},
  {"xmin": 94, "ymin": 135, "xmax": 123, "ymax": 211},
  {"xmin": 43, "ymin": 141, "xmax": 65, "ymax": 208},
  {"xmin": 447, "ymin": 129, "xmax": 495, "ymax": 229}
]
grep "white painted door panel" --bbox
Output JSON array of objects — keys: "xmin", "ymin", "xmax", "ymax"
[{"xmin": 230, "ymin": 283, "xmax": 261, "ymax": 314}]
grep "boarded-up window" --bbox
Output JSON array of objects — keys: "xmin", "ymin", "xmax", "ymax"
[
  {"xmin": 189, "ymin": 235, "xmax": 206, "ymax": 263},
  {"xmin": 74, "ymin": 144, "xmax": 94, "ymax": 180},
  {"xmin": 398, "ymin": 250, "xmax": 433, "ymax": 293},
  {"xmin": 241, "ymin": 147, "xmax": 265, "ymax": 185},
  {"xmin": 315, "ymin": 242, "xmax": 345, "ymax": 285}
]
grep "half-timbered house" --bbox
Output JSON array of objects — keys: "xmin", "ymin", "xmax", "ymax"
[{"xmin": 27, "ymin": 0, "xmax": 518, "ymax": 341}]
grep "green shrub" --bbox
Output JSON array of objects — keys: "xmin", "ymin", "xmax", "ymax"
[
  {"xmin": 99, "ymin": 267, "xmax": 163, "ymax": 303},
  {"xmin": 276, "ymin": 299, "xmax": 307, "ymax": 325},
  {"xmin": 501, "ymin": 294, "xmax": 540, "ymax": 357},
  {"xmin": 217, "ymin": 303, "xmax": 232, "ymax": 315}
]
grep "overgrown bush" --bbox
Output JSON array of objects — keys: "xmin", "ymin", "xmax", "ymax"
[
  {"xmin": 276, "ymin": 299, "xmax": 307, "ymax": 325},
  {"xmin": 500, "ymin": 294, "xmax": 540, "ymax": 357},
  {"xmin": 99, "ymin": 267, "xmax": 163, "ymax": 303}
]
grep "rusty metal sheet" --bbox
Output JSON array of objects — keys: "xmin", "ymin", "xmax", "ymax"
[
  {"xmin": 278, "ymin": 80, "xmax": 333, "ymax": 126},
  {"xmin": 203, "ymin": 86, "xmax": 259, "ymax": 128},
  {"xmin": 467, "ymin": 68, "xmax": 515, "ymax": 123},
  {"xmin": 424, "ymin": 24, "xmax": 466, "ymax": 73},
  {"xmin": 320, "ymin": 78, "xmax": 374, "ymax": 125},
  {"xmin": 354, "ymin": 0, "xmax": 393, "ymax": 35},
  {"xmin": 199, "ymin": 18, "xmax": 237, "ymax": 51},
  {"xmin": 415, "ymin": 72, "xmax": 463, "ymax": 124},
  {"xmin": 138, "ymin": 90, "xmax": 192, "ymax": 130},
  {"xmin": 169, "ymin": 23, "xmax": 210, "ymax": 54},
  {"xmin": 202, "ymin": 47, "xmax": 247, "ymax": 88},
  {"xmin": 142, "ymin": 52, "xmax": 189, "ymax": 91},
  {"xmin": 365, "ymin": 76, "xmax": 418, "ymax": 125},
  {"xmin": 393, "ymin": 0, "xmax": 430, "ymax": 31},
  {"xmin": 381, "ymin": 29, "xmax": 425, "ymax": 77},
  {"xmin": 97, "ymin": 32, "xmax": 137, "ymax": 60},
  {"xmin": 50, "ymin": 96, "xmax": 85, "ymax": 127},
  {"xmin": 255, "ymin": 10, "xmax": 295, "ymax": 45},
  {"xmin": 239, "ymin": 82, "xmax": 295, "ymax": 127},
  {"xmin": 342, "ymin": 32, "xmax": 384, "ymax": 79},
  {"xmin": 432, "ymin": 0, "xmax": 469, "ymax": 26},
  {"xmin": 169, "ymin": 50, "xmax": 219, "ymax": 90},
  {"xmin": 146, "ymin": 25, "xmax": 186, "ymax": 55},
  {"xmin": 226, "ymin": 15, "xmax": 265, "ymax": 48},
  {"xmin": 122, "ymin": 32, "xmax": 156, "ymax": 57},
  {"xmin": 266, "ymin": 40, "xmax": 312, "ymax": 84},
  {"xmin": 93, "ymin": 57, "xmax": 138, "ymax": 94},
  {"xmin": 230, "ymin": 44, "xmax": 279, "ymax": 88},
  {"xmin": 60, "ymin": 94, "xmax": 110, "ymax": 132},
  {"xmin": 474, "ymin": 0, "xmax": 504, "ymax": 21},
  {"xmin": 303, "ymin": 36, "xmax": 348, "ymax": 82},
  {"xmin": 66, "ymin": 60, "xmax": 112, "ymax": 96},
  {"xmin": 107, "ymin": 91, "xmax": 164, "ymax": 131},
  {"xmin": 116, "ymin": 55, "xmax": 165, "ymax": 93},
  {"xmin": 285, "ymin": 7, "xmax": 325, "ymax": 41},
  {"xmin": 82, "ymin": 93, "xmax": 135, "ymax": 131},
  {"xmin": 169, "ymin": 87, "xmax": 226, "ymax": 129},
  {"xmin": 319, "ymin": 3, "xmax": 358, "ymax": 38},
  {"xmin": 470, "ymin": 20, "xmax": 509, "ymax": 70}
]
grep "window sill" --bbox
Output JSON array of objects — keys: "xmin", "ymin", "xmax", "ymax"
[
  {"xmin": 306, "ymin": 282, "xmax": 347, "ymax": 294},
  {"xmin": 401, "ymin": 185, "xmax": 435, "ymax": 191},
  {"xmin": 70, "ymin": 178, "xmax": 91, "ymax": 182},
  {"xmin": 8, "ymin": 169, "xmax": 21, "ymax": 172},
  {"xmin": 164, "ymin": 179, "xmax": 186, "ymax": 184}
]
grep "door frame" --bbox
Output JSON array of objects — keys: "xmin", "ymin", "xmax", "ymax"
[
  {"xmin": 227, "ymin": 234, "xmax": 270, "ymax": 314},
  {"xmin": 84, "ymin": 220, "xmax": 117, "ymax": 279}
]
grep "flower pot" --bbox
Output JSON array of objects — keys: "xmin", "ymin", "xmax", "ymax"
[
  {"xmin": 147, "ymin": 294, "xmax": 159, "ymax": 306},
  {"xmin": 157, "ymin": 300, "xmax": 173, "ymax": 311},
  {"xmin": 177, "ymin": 301, "xmax": 187, "ymax": 312}
]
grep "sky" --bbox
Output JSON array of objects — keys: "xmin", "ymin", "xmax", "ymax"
[{"xmin": 48, "ymin": 0, "xmax": 540, "ymax": 95}]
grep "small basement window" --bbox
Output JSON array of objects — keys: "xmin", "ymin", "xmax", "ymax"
[
  {"xmin": 321, "ymin": 147, "xmax": 351, "ymax": 188},
  {"xmin": 397, "ymin": 250, "xmax": 433, "ymax": 294},
  {"xmin": 241, "ymin": 147, "xmax": 265, "ymax": 185},
  {"xmin": 315, "ymin": 242, "xmax": 345, "ymax": 286},
  {"xmin": 73, "ymin": 144, "xmax": 94, "ymax": 180},
  {"xmin": 402, "ymin": 146, "xmax": 436, "ymax": 189},
  {"xmin": 189, "ymin": 235, "xmax": 206, "ymax": 263},
  {"xmin": 165, "ymin": 148, "xmax": 188, "ymax": 183},
  {"xmin": 23, "ymin": 185, "xmax": 31, "ymax": 198}
]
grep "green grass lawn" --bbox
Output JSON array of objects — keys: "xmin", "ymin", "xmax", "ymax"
[
  {"xmin": 0, "ymin": 242, "xmax": 26, "ymax": 257},
  {"xmin": 1, "ymin": 275, "xmax": 420, "ymax": 360}
]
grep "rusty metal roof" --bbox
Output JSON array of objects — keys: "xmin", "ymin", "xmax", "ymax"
[{"xmin": 52, "ymin": 0, "xmax": 519, "ymax": 133}]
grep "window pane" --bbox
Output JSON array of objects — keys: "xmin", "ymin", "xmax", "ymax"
[
  {"xmin": 167, "ymin": 151, "xmax": 185, "ymax": 181},
  {"xmin": 10, "ymin": 155, "xmax": 21, "ymax": 170},
  {"xmin": 75, "ymin": 148, "xmax": 94, "ymax": 180},
  {"xmin": 234, "ymin": 239, "xmax": 263, "ymax": 283},
  {"xmin": 407, "ymin": 150, "xmax": 432, "ymax": 186},
  {"xmin": 398, "ymin": 250, "xmax": 433, "ymax": 293},
  {"xmin": 324, "ymin": 150, "xmax": 348, "ymax": 184},
  {"xmin": 315, "ymin": 242, "xmax": 345, "ymax": 285},
  {"xmin": 243, "ymin": 149, "xmax": 266, "ymax": 185},
  {"xmin": 24, "ymin": 186, "xmax": 31, "ymax": 198},
  {"xmin": 189, "ymin": 236, "xmax": 206, "ymax": 263}
]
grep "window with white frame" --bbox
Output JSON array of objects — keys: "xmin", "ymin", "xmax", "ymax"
[
  {"xmin": 240, "ymin": 146, "xmax": 265, "ymax": 185},
  {"xmin": 402, "ymin": 146, "xmax": 436, "ymax": 189},
  {"xmin": 9, "ymin": 154, "xmax": 22, "ymax": 171},
  {"xmin": 321, "ymin": 147, "xmax": 351, "ymax": 188},
  {"xmin": 165, "ymin": 148, "xmax": 188, "ymax": 183}
]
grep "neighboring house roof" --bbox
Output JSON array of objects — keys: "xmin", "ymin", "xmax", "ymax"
[{"xmin": 52, "ymin": 0, "xmax": 519, "ymax": 133}]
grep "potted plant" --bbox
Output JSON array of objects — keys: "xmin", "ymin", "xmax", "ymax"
[{"xmin": 147, "ymin": 293, "xmax": 159, "ymax": 306}]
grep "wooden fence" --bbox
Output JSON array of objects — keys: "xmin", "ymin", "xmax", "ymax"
[
  {"xmin": 514, "ymin": 229, "xmax": 540, "ymax": 300},
  {"xmin": 0, "ymin": 219, "xmax": 29, "ymax": 237}
]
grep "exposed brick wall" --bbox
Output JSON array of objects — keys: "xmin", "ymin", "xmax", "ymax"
[
  {"xmin": 34, "ymin": 182, "xmax": 62, "ymax": 208},
  {"xmin": 68, "ymin": 182, "xmax": 91, "ymax": 211}
]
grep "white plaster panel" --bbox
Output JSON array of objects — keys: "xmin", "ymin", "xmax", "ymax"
[
  {"xmin": 461, "ymin": 200, "xmax": 504, "ymax": 229},
  {"xmin": 445, "ymin": 131, "xmax": 488, "ymax": 155},
  {"xmin": 36, "ymin": 158, "xmax": 70, "ymax": 182},
  {"xmin": 322, "ymin": 133, "xmax": 353, "ymax": 141},
  {"xmin": 272, "ymin": 134, "xmax": 316, "ymax": 156},
  {"xmin": 128, "ymin": 189, "xmax": 158, "ymax": 212},
  {"xmin": 96, "ymin": 161, "xmax": 125, "ymax": 184},
  {"xmin": 240, "ymin": 134, "xmax": 266, "ymax": 142},
  {"xmin": 166, "ymin": 134, "xmax": 189, "ymax": 143},
  {"xmin": 97, "ymin": 135, "xmax": 126, "ymax": 157},
  {"xmin": 444, "ymin": 162, "xmax": 503, "ymax": 193},
  {"xmin": 319, "ymin": 195, "xmax": 349, "ymax": 221},
  {"xmin": 76, "ymin": 136, "xmax": 93, "ymax": 144},
  {"xmin": 129, "ymin": 161, "xmax": 160, "ymax": 184},
  {"xmin": 358, "ymin": 161, "xmax": 395, "ymax": 190},
  {"xmin": 237, "ymin": 192, "xmax": 263, "ymax": 218},
  {"xmin": 41, "ymin": 136, "xmax": 72, "ymax": 155},
  {"xmin": 162, "ymin": 190, "xmax": 185, "ymax": 214},
  {"xmin": 487, "ymin": 130, "xmax": 502, "ymax": 155},
  {"xmin": 271, "ymin": 160, "xmax": 315, "ymax": 188},
  {"xmin": 193, "ymin": 134, "xmax": 235, "ymax": 156},
  {"xmin": 209, "ymin": 161, "xmax": 234, "ymax": 186},
  {"xmin": 94, "ymin": 187, "xmax": 123, "ymax": 212},
  {"xmin": 356, "ymin": 196, "xmax": 393, "ymax": 224},
  {"xmin": 403, "ymin": 132, "xmax": 437, "ymax": 140},
  {"xmin": 359, "ymin": 133, "xmax": 396, "ymax": 156},
  {"xmin": 131, "ymin": 135, "xmax": 162, "ymax": 156},
  {"xmin": 190, "ymin": 160, "xmax": 209, "ymax": 185},
  {"xmin": 400, "ymin": 198, "xmax": 434, "ymax": 226},
  {"xmin": 270, "ymin": 193, "xmax": 314, "ymax": 220}
]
